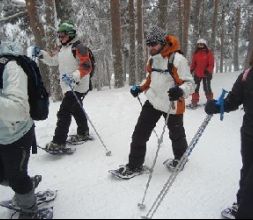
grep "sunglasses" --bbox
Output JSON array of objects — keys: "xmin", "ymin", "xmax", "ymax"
[
  {"xmin": 57, "ymin": 33, "xmax": 68, "ymax": 39},
  {"xmin": 147, "ymin": 42, "xmax": 159, "ymax": 47}
]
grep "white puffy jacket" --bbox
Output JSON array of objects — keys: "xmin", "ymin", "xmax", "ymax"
[
  {"xmin": 144, "ymin": 52, "xmax": 195, "ymax": 114},
  {"xmin": 0, "ymin": 60, "xmax": 34, "ymax": 145}
]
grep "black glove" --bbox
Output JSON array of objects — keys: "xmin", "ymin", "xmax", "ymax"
[
  {"xmin": 205, "ymin": 70, "xmax": 213, "ymax": 80},
  {"xmin": 168, "ymin": 86, "xmax": 184, "ymax": 101},
  {"xmin": 205, "ymin": 100, "xmax": 221, "ymax": 115}
]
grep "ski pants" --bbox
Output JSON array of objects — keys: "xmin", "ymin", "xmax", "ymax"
[
  {"xmin": 53, "ymin": 91, "xmax": 89, "ymax": 145},
  {"xmin": 0, "ymin": 126, "xmax": 34, "ymax": 194},
  {"xmin": 195, "ymin": 76, "xmax": 213, "ymax": 95},
  {"xmin": 192, "ymin": 76, "xmax": 213, "ymax": 104},
  {"xmin": 236, "ymin": 122, "xmax": 253, "ymax": 219},
  {"xmin": 128, "ymin": 101, "xmax": 188, "ymax": 169}
]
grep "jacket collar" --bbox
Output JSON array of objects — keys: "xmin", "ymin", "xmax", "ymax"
[{"xmin": 61, "ymin": 37, "xmax": 79, "ymax": 47}]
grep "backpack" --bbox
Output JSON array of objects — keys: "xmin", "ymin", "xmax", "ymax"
[
  {"xmin": 71, "ymin": 41, "xmax": 96, "ymax": 91},
  {"xmin": 151, "ymin": 52, "xmax": 184, "ymax": 86},
  {"xmin": 0, "ymin": 55, "xmax": 49, "ymax": 121}
]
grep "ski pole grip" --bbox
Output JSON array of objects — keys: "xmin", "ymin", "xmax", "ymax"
[{"xmin": 216, "ymin": 89, "xmax": 228, "ymax": 121}]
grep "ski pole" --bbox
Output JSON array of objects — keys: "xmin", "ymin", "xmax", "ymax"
[
  {"xmin": 143, "ymin": 114, "xmax": 213, "ymax": 219},
  {"xmin": 137, "ymin": 96, "xmax": 159, "ymax": 139},
  {"xmin": 68, "ymin": 82, "xmax": 112, "ymax": 157},
  {"xmin": 142, "ymin": 90, "xmax": 229, "ymax": 219},
  {"xmin": 138, "ymin": 102, "xmax": 175, "ymax": 210}
]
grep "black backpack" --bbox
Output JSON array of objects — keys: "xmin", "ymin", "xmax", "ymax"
[
  {"xmin": 0, "ymin": 55, "xmax": 49, "ymax": 121},
  {"xmin": 71, "ymin": 41, "xmax": 96, "ymax": 91}
]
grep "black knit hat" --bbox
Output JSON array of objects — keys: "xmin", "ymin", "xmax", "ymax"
[{"xmin": 146, "ymin": 26, "xmax": 166, "ymax": 46}]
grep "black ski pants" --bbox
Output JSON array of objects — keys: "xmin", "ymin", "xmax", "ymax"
[
  {"xmin": 0, "ymin": 127, "xmax": 35, "ymax": 194},
  {"xmin": 53, "ymin": 91, "xmax": 89, "ymax": 145},
  {"xmin": 236, "ymin": 121, "xmax": 253, "ymax": 219},
  {"xmin": 194, "ymin": 76, "xmax": 213, "ymax": 95},
  {"xmin": 128, "ymin": 101, "xmax": 188, "ymax": 169}
]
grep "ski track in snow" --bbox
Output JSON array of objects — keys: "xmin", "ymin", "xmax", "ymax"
[{"xmin": 0, "ymin": 72, "xmax": 243, "ymax": 219}]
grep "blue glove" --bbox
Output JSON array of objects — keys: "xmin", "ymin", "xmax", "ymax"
[
  {"xmin": 130, "ymin": 85, "xmax": 141, "ymax": 98},
  {"xmin": 32, "ymin": 46, "xmax": 42, "ymax": 58},
  {"xmin": 62, "ymin": 73, "xmax": 76, "ymax": 87},
  {"xmin": 205, "ymin": 89, "xmax": 228, "ymax": 121}
]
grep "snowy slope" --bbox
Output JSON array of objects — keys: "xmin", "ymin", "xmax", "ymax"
[{"xmin": 0, "ymin": 71, "xmax": 244, "ymax": 219}]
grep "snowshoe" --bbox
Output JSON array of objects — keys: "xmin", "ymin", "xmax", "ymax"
[
  {"xmin": 221, "ymin": 203, "xmax": 238, "ymax": 219},
  {"xmin": 44, "ymin": 142, "xmax": 76, "ymax": 155},
  {"xmin": 17, "ymin": 207, "xmax": 54, "ymax": 219},
  {"xmin": 109, "ymin": 165, "xmax": 150, "ymax": 180},
  {"xmin": 186, "ymin": 103, "xmax": 205, "ymax": 110},
  {"xmin": 0, "ymin": 190, "xmax": 57, "ymax": 212},
  {"xmin": 67, "ymin": 133, "xmax": 94, "ymax": 146}
]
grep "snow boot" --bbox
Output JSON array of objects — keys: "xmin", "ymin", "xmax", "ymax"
[
  {"xmin": 67, "ymin": 132, "xmax": 93, "ymax": 145},
  {"xmin": 32, "ymin": 175, "xmax": 42, "ymax": 189},
  {"xmin": 15, "ymin": 189, "xmax": 38, "ymax": 219},
  {"xmin": 221, "ymin": 203, "xmax": 238, "ymax": 219},
  {"xmin": 164, "ymin": 159, "xmax": 186, "ymax": 172},
  {"xmin": 109, "ymin": 165, "xmax": 148, "ymax": 180},
  {"xmin": 45, "ymin": 142, "xmax": 67, "ymax": 154}
]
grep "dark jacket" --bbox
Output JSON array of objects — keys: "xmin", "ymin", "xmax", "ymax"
[{"xmin": 224, "ymin": 68, "xmax": 253, "ymax": 127}]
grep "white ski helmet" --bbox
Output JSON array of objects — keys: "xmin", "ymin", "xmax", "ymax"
[{"xmin": 197, "ymin": 39, "xmax": 207, "ymax": 46}]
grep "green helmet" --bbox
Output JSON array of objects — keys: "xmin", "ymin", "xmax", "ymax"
[{"xmin": 57, "ymin": 21, "xmax": 77, "ymax": 38}]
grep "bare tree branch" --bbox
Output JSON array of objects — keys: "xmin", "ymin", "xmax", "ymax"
[{"xmin": 0, "ymin": 11, "xmax": 27, "ymax": 23}]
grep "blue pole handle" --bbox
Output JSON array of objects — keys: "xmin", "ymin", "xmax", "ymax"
[{"xmin": 216, "ymin": 89, "xmax": 229, "ymax": 121}]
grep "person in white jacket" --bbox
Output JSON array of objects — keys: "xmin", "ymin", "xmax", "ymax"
[
  {"xmin": 112, "ymin": 27, "xmax": 195, "ymax": 179},
  {"xmin": 34, "ymin": 21, "xmax": 93, "ymax": 153},
  {"xmin": 0, "ymin": 41, "xmax": 39, "ymax": 218}
]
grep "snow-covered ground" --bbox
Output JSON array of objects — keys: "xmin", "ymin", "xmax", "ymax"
[{"xmin": 0, "ymin": 71, "xmax": 244, "ymax": 219}]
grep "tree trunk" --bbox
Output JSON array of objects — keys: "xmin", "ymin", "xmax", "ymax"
[
  {"xmin": 234, "ymin": 6, "xmax": 241, "ymax": 71},
  {"xmin": 136, "ymin": 0, "xmax": 145, "ymax": 82},
  {"xmin": 128, "ymin": 0, "xmax": 136, "ymax": 85},
  {"xmin": 178, "ymin": 0, "xmax": 183, "ymax": 45},
  {"xmin": 191, "ymin": 0, "xmax": 202, "ymax": 55},
  {"xmin": 44, "ymin": 0, "xmax": 63, "ymax": 101},
  {"xmin": 55, "ymin": 0, "xmax": 74, "ymax": 21},
  {"xmin": 182, "ymin": 0, "xmax": 191, "ymax": 56},
  {"xmin": 199, "ymin": 0, "xmax": 207, "ymax": 39},
  {"xmin": 211, "ymin": 0, "xmax": 219, "ymax": 51},
  {"xmin": 220, "ymin": 7, "xmax": 225, "ymax": 73},
  {"xmin": 25, "ymin": 0, "xmax": 50, "ymax": 93},
  {"xmin": 158, "ymin": 0, "xmax": 168, "ymax": 30},
  {"xmin": 110, "ymin": 0, "xmax": 124, "ymax": 88},
  {"xmin": 245, "ymin": 18, "xmax": 253, "ymax": 69}
]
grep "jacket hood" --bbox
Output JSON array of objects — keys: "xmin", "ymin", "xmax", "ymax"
[
  {"xmin": 0, "ymin": 41, "xmax": 23, "ymax": 56},
  {"xmin": 161, "ymin": 35, "xmax": 181, "ymax": 58}
]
